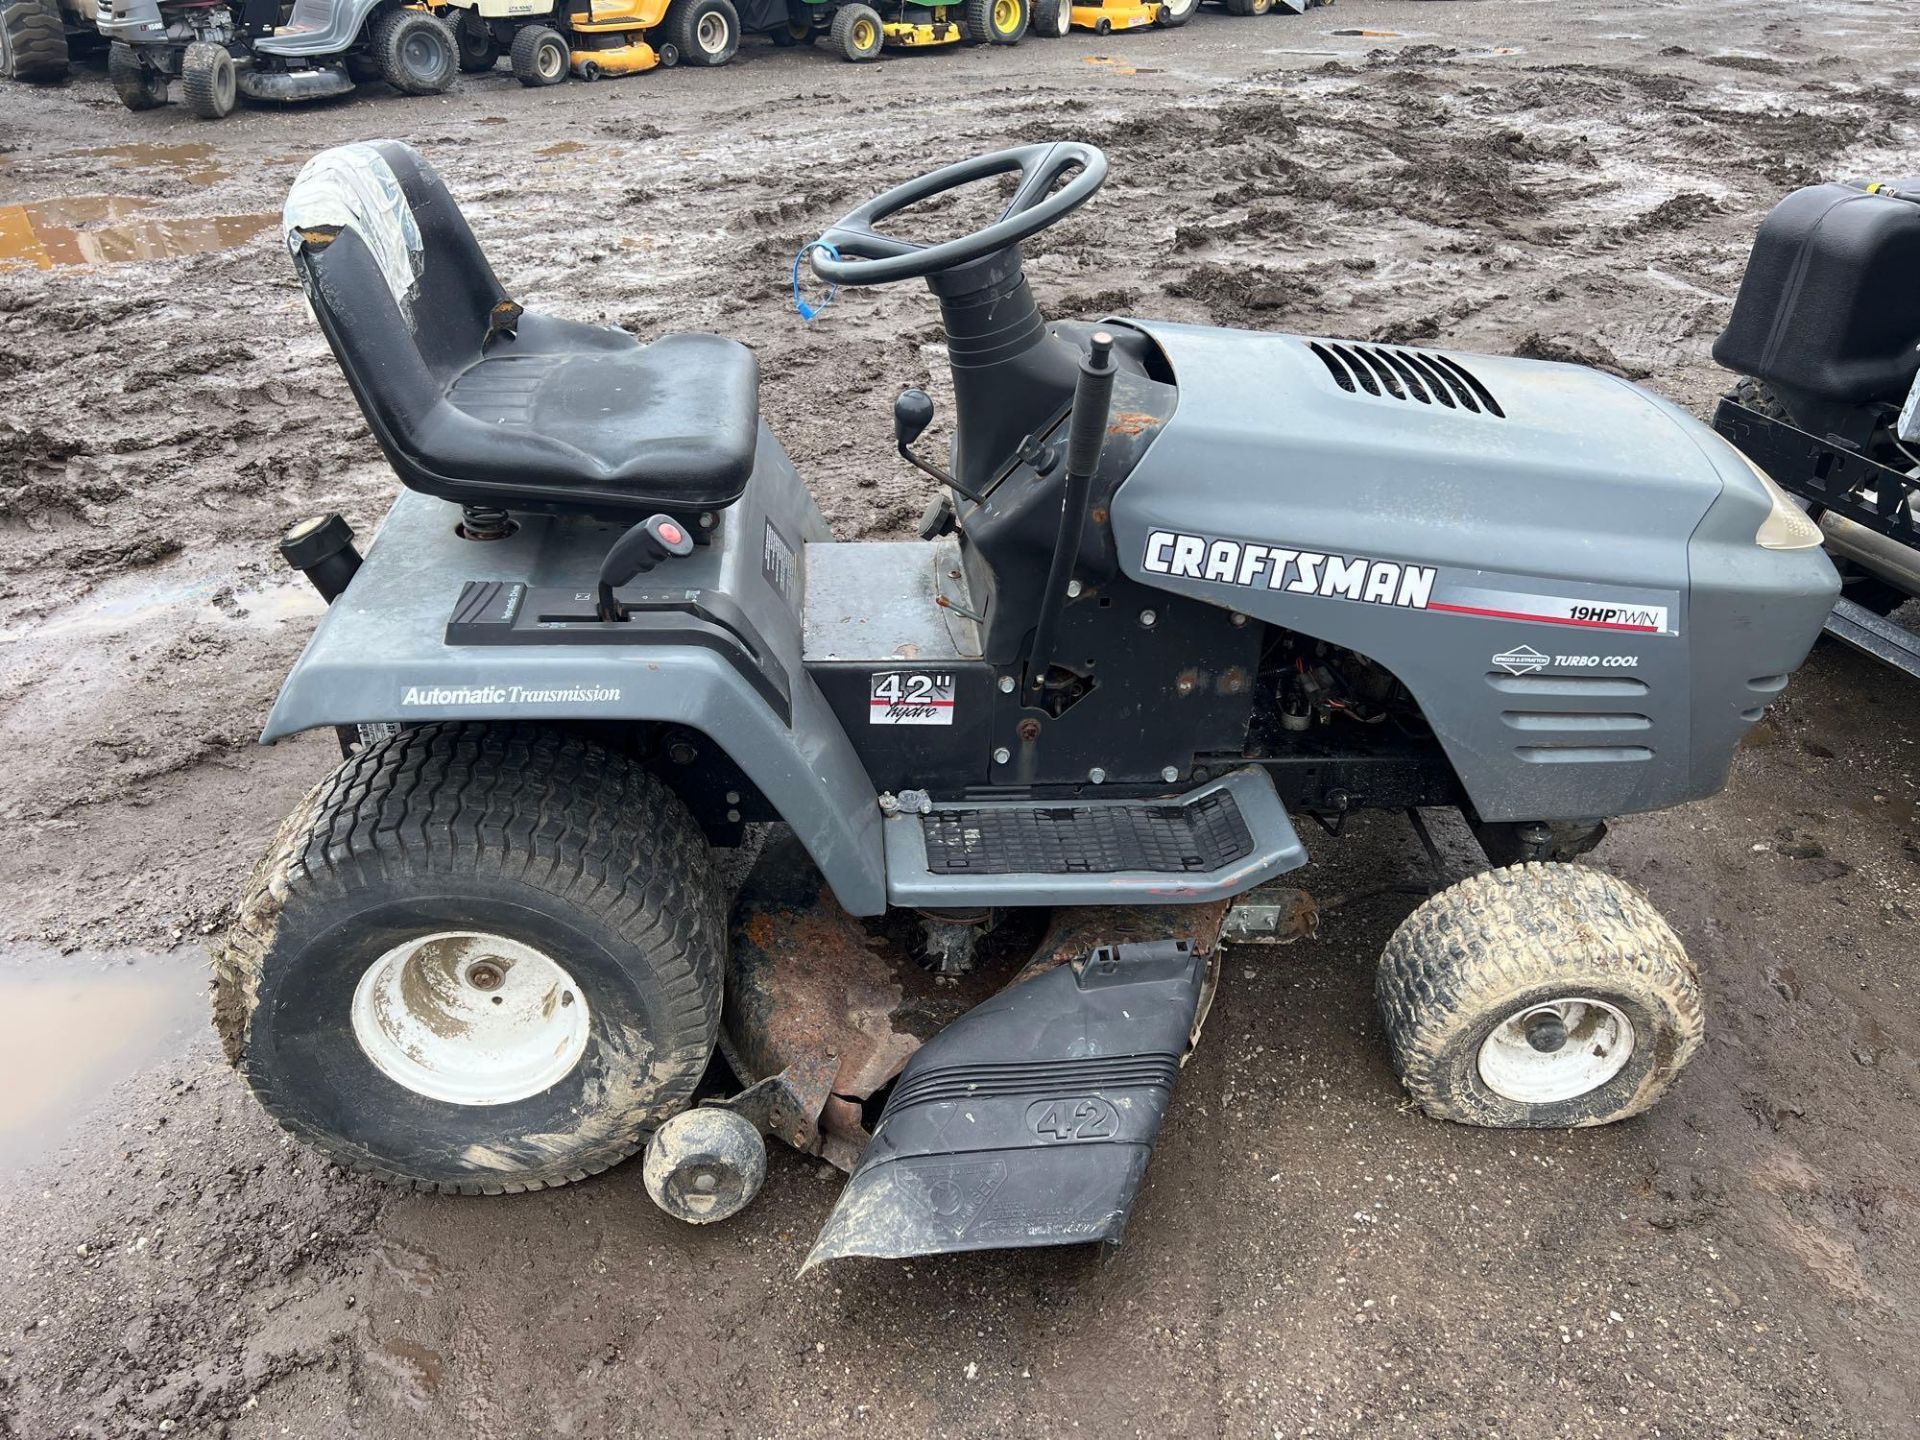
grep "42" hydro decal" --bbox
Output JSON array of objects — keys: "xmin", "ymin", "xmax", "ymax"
[{"xmin": 1141, "ymin": 531, "xmax": 1677, "ymax": 636}]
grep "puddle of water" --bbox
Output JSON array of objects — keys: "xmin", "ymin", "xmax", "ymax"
[
  {"xmin": 84, "ymin": 141, "xmax": 229, "ymax": 188},
  {"xmin": 0, "ymin": 945, "xmax": 207, "ymax": 1177},
  {"xmin": 0, "ymin": 571, "xmax": 324, "ymax": 645},
  {"xmin": 0, "ymin": 196, "xmax": 275, "ymax": 272}
]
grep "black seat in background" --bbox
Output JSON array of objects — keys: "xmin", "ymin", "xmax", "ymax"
[{"xmin": 286, "ymin": 140, "xmax": 760, "ymax": 519}]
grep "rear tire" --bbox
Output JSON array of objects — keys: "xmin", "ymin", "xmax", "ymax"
[
  {"xmin": 180, "ymin": 41, "xmax": 237, "ymax": 118},
  {"xmin": 0, "ymin": 0, "xmax": 67, "ymax": 82},
  {"xmin": 1029, "ymin": 0, "xmax": 1068, "ymax": 35},
  {"xmin": 214, "ymin": 723, "xmax": 728, "ymax": 1194},
  {"xmin": 455, "ymin": 13, "xmax": 499, "ymax": 72},
  {"xmin": 106, "ymin": 41, "xmax": 167, "ymax": 108},
  {"xmin": 829, "ymin": 2, "xmax": 881, "ymax": 60},
  {"xmin": 371, "ymin": 6, "xmax": 458, "ymax": 94},
  {"xmin": 1376, "ymin": 864, "xmax": 1703, "ymax": 1129},
  {"xmin": 668, "ymin": 0, "xmax": 739, "ymax": 65},
  {"xmin": 509, "ymin": 22, "xmax": 568, "ymax": 84}
]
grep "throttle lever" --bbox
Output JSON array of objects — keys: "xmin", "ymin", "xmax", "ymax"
[{"xmin": 597, "ymin": 514, "xmax": 695, "ymax": 622}]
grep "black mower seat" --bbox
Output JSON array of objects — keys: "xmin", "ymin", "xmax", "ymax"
[{"xmin": 283, "ymin": 140, "xmax": 759, "ymax": 518}]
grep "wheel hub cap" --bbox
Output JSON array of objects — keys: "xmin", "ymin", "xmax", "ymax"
[
  {"xmin": 697, "ymin": 11, "xmax": 727, "ymax": 49},
  {"xmin": 351, "ymin": 931, "xmax": 591, "ymax": 1106},
  {"xmin": 1477, "ymin": 997, "xmax": 1633, "ymax": 1104}
]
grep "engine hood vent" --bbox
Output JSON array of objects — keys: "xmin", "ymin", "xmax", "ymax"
[{"xmin": 1309, "ymin": 340, "xmax": 1505, "ymax": 418}]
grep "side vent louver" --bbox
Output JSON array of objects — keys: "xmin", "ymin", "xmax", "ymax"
[{"xmin": 1309, "ymin": 341, "xmax": 1505, "ymax": 418}]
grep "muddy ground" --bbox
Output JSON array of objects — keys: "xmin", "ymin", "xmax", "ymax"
[{"xmin": 1, "ymin": 0, "xmax": 1916, "ymax": 1434}]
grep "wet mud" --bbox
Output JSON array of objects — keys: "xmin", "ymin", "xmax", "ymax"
[{"xmin": 0, "ymin": 0, "xmax": 1917, "ymax": 1436}]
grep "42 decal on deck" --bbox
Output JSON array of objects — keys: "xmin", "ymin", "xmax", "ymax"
[{"xmin": 1141, "ymin": 530, "xmax": 1678, "ymax": 636}]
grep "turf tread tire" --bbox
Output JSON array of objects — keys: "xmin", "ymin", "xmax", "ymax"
[
  {"xmin": 829, "ymin": 2, "xmax": 881, "ymax": 60},
  {"xmin": 455, "ymin": 13, "xmax": 498, "ymax": 71},
  {"xmin": 180, "ymin": 41, "xmax": 236, "ymax": 118},
  {"xmin": 106, "ymin": 40, "xmax": 167, "ymax": 109},
  {"xmin": 667, "ymin": 0, "xmax": 739, "ymax": 66},
  {"xmin": 508, "ymin": 22, "xmax": 567, "ymax": 84},
  {"xmin": 371, "ymin": 6, "xmax": 458, "ymax": 95},
  {"xmin": 214, "ymin": 722, "xmax": 727, "ymax": 1195},
  {"xmin": 1376, "ymin": 863, "xmax": 1703, "ymax": 1129},
  {"xmin": 961, "ymin": 0, "xmax": 1024, "ymax": 42}
]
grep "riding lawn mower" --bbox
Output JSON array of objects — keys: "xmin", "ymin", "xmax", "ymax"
[
  {"xmin": 96, "ymin": 0, "xmax": 457, "ymax": 118},
  {"xmin": 1022, "ymin": 0, "xmax": 1314, "ymax": 48},
  {"xmin": 1712, "ymin": 177, "xmax": 1920, "ymax": 680},
  {"xmin": 762, "ymin": 0, "xmax": 1025, "ymax": 63},
  {"xmin": 221, "ymin": 139, "xmax": 1835, "ymax": 1265},
  {"xmin": 442, "ymin": 0, "xmax": 739, "ymax": 84}
]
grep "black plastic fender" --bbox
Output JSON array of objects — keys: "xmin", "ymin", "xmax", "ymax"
[{"xmin": 802, "ymin": 938, "xmax": 1205, "ymax": 1267}]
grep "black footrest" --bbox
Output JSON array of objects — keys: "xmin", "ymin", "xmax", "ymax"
[
  {"xmin": 922, "ymin": 790, "xmax": 1254, "ymax": 876},
  {"xmin": 1826, "ymin": 596, "xmax": 1920, "ymax": 679}
]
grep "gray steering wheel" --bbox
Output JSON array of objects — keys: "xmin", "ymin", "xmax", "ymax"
[{"xmin": 807, "ymin": 141, "xmax": 1109, "ymax": 287}]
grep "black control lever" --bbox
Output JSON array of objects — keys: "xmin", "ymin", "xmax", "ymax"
[
  {"xmin": 597, "ymin": 514, "xmax": 695, "ymax": 622},
  {"xmin": 893, "ymin": 389, "xmax": 984, "ymax": 503},
  {"xmin": 1025, "ymin": 331, "xmax": 1117, "ymax": 703}
]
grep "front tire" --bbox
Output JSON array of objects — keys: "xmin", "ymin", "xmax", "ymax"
[
  {"xmin": 963, "ymin": 0, "xmax": 1026, "ymax": 41},
  {"xmin": 214, "ymin": 724, "xmax": 727, "ymax": 1194},
  {"xmin": 107, "ymin": 41, "xmax": 168, "ymax": 109},
  {"xmin": 180, "ymin": 41, "xmax": 237, "ymax": 118},
  {"xmin": 455, "ymin": 13, "xmax": 500, "ymax": 72},
  {"xmin": 1156, "ymin": 0, "xmax": 1194, "ymax": 25},
  {"xmin": 371, "ymin": 7, "xmax": 459, "ymax": 95},
  {"xmin": 1376, "ymin": 864, "xmax": 1703, "ymax": 1128},
  {"xmin": 509, "ymin": 22, "xmax": 568, "ymax": 84},
  {"xmin": 667, "ymin": 0, "xmax": 739, "ymax": 65},
  {"xmin": 829, "ymin": 2, "xmax": 882, "ymax": 60},
  {"xmin": 1029, "ymin": 0, "xmax": 1069, "ymax": 35}
]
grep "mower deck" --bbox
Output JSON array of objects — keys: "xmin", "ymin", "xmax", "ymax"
[{"xmin": 1070, "ymin": 0, "xmax": 1158, "ymax": 30}]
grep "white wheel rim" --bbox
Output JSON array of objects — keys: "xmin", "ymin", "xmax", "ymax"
[
  {"xmin": 1054, "ymin": 5, "xmax": 1068, "ymax": 33},
  {"xmin": 540, "ymin": 43, "xmax": 564, "ymax": 78},
  {"xmin": 1476, "ymin": 996, "xmax": 1634, "ymax": 1104},
  {"xmin": 351, "ymin": 931, "xmax": 592, "ymax": 1106},
  {"xmin": 696, "ymin": 11, "xmax": 728, "ymax": 50}
]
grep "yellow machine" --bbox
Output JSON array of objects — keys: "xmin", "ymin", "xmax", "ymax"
[
  {"xmin": 790, "ymin": 0, "xmax": 1022, "ymax": 61},
  {"xmin": 1030, "ymin": 0, "xmax": 1190, "ymax": 35},
  {"xmin": 1066, "ymin": 0, "xmax": 1155, "ymax": 31},
  {"xmin": 443, "ymin": 0, "xmax": 741, "ymax": 82}
]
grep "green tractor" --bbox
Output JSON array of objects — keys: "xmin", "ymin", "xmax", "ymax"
[{"xmin": 1, "ymin": 0, "xmax": 101, "ymax": 82}]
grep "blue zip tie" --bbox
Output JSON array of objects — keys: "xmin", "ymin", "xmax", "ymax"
[{"xmin": 791, "ymin": 242, "xmax": 841, "ymax": 322}]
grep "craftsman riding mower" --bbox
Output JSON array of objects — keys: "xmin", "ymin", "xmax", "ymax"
[
  {"xmin": 445, "ymin": 0, "xmax": 738, "ymax": 83},
  {"xmin": 222, "ymin": 139, "xmax": 1834, "ymax": 1265},
  {"xmin": 762, "ymin": 0, "xmax": 1023, "ymax": 62},
  {"xmin": 97, "ymin": 0, "xmax": 457, "ymax": 117},
  {"xmin": 1712, "ymin": 177, "xmax": 1920, "ymax": 679}
]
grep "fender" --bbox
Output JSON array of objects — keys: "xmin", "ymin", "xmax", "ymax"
[{"xmin": 262, "ymin": 463, "xmax": 890, "ymax": 917}]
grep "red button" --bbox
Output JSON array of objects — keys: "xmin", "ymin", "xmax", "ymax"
[{"xmin": 659, "ymin": 522, "xmax": 683, "ymax": 545}]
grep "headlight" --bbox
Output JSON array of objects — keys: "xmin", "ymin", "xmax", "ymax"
[{"xmin": 1738, "ymin": 451, "xmax": 1825, "ymax": 551}]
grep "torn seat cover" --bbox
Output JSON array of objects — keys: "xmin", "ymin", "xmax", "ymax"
[{"xmin": 803, "ymin": 938, "xmax": 1207, "ymax": 1268}]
